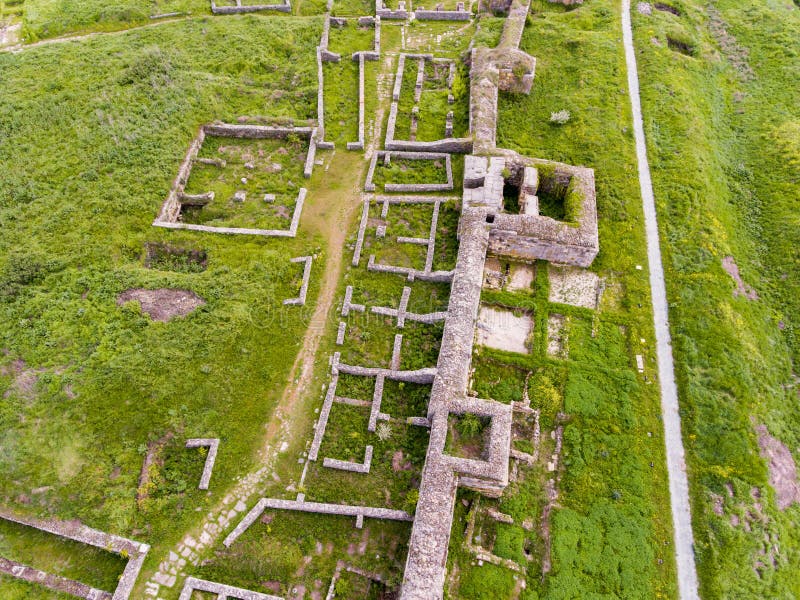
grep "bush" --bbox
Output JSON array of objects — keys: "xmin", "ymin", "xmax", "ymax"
[
  {"xmin": 550, "ymin": 109, "xmax": 571, "ymax": 125},
  {"xmin": 0, "ymin": 254, "xmax": 51, "ymax": 300}
]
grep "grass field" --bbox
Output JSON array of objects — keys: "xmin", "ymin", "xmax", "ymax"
[
  {"xmin": 0, "ymin": 14, "xmax": 326, "ymax": 595},
  {"xmin": 21, "ymin": 0, "xmax": 210, "ymax": 40},
  {"xmin": 632, "ymin": 0, "xmax": 800, "ymax": 597},
  {"xmin": 1, "ymin": 0, "xmax": 797, "ymax": 597},
  {"xmin": 439, "ymin": 1, "xmax": 679, "ymax": 597}
]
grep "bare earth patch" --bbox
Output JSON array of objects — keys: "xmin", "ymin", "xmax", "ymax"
[
  {"xmin": 755, "ymin": 424, "xmax": 800, "ymax": 510},
  {"xmin": 476, "ymin": 306, "xmax": 532, "ymax": 354},
  {"xmin": 482, "ymin": 256, "xmax": 504, "ymax": 290},
  {"xmin": 721, "ymin": 256, "xmax": 758, "ymax": 300},
  {"xmin": 548, "ymin": 264, "xmax": 601, "ymax": 309},
  {"xmin": 117, "ymin": 288, "xmax": 205, "ymax": 322},
  {"xmin": 506, "ymin": 263, "xmax": 535, "ymax": 292}
]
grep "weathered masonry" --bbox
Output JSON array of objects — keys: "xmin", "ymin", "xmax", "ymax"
[{"xmin": 398, "ymin": 0, "xmax": 598, "ymax": 597}]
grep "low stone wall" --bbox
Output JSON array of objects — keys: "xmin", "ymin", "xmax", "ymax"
[
  {"xmin": 376, "ymin": 8, "xmax": 409, "ymax": 19},
  {"xmin": 210, "ymin": 0, "xmax": 291, "ymax": 13},
  {"xmin": 304, "ymin": 131, "xmax": 318, "ymax": 178},
  {"xmin": 0, "ymin": 557, "xmax": 112, "ymax": 600},
  {"xmin": 224, "ymin": 497, "xmax": 412, "ymax": 546},
  {"xmin": 352, "ymin": 197, "xmax": 372, "ymax": 264},
  {"xmin": 283, "ymin": 255, "xmax": 314, "ymax": 306},
  {"xmin": 392, "ymin": 54, "xmax": 406, "ymax": 100},
  {"xmin": 203, "ymin": 123, "xmax": 313, "ymax": 139},
  {"xmin": 342, "ymin": 285, "xmax": 366, "ymax": 316},
  {"xmin": 347, "ymin": 52, "xmax": 367, "ymax": 151},
  {"xmin": 385, "ymin": 138, "xmax": 473, "ymax": 153},
  {"xmin": 367, "ymin": 255, "xmax": 455, "ymax": 282},
  {"xmin": 333, "ymin": 353, "xmax": 437, "ymax": 384},
  {"xmin": 179, "ymin": 576, "xmax": 283, "ymax": 600},
  {"xmin": 185, "ymin": 438, "xmax": 220, "ymax": 490},
  {"xmin": 0, "ymin": 508, "xmax": 149, "ymax": 600},
  {"xmin": 413, "ymin": 9, "xmax": 470, "ymax": 20},
  {"xmin": 323, "ymin": 445, "xmax": 374, "ymax": 473},
  {"xmin": 309, "ymin": 372, "xmax": 338, "ymax": 461}
]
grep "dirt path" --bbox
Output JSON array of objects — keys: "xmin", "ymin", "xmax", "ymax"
[
  {"xmin": 621, "ymin": 1, "xmax": 700, "ymax": 597},
  {"xmin": 261, "ymin": 151, "xmax": 365, "ymax": 450},
  {"xmin": 0, "ymin": 15, "xmax": 191, "ymax": 53},
  {"xmin": 141, "ymin": 148, "xmax": 367, "ymax": 597}
]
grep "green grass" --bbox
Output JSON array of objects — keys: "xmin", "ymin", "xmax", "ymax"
[
  {"xmin": 371, "ymin": 158, "xmax": 449, "ymax": 187},
  {"xmin": 0, "ymin": 518, "xmax": 127, "ymax": 590},
  {"xmin": 632, "ymin": 0, "xmax": 800, "ymax": 597},
  {"xmin": 445, "ymin": 0, "xmax": 678, "ymax": 598},
  {"xmin": 0, "ymin": 13, "xmax": 325, "ymax": 593},
  {"xmin": 21, "ymin": 0, "xmax": 210, "ymax": 41}
]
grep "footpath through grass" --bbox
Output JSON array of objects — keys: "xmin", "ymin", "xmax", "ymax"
[{"xmin": 444, "ymin": 1, "xmax": 677, "ymax": 598}]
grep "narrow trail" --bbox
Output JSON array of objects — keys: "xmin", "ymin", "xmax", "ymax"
[
  {"xmin": 142, "ymin": 151, "xmax": 366, "ymax": 597},
  {"xmin": 0, "ymin": 15, "xmax": 191, "ymax": 53},
  {"xmin": 621, "ymin": 1, "xmax": 700, "ymax": 597},
  {"xmin": 264, "ymin": 152, "xmax": 365, "ymax": 448}
]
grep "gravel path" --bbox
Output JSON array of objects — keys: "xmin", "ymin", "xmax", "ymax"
[{"xmin": 621, "ymin": 1, "xmax": 700, "ymax": 597}]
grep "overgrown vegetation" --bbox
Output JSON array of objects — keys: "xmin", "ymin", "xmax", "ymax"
[
  {"xmin": 0, "ymin": 14, "xmax": 324, "ymax": 594},
  {"xmin": 633, "ymin": 0, "xmax": 800, "ymax": 596}
]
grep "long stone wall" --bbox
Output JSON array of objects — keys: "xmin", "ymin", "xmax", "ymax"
[
  {"xmin": 179, "ymin": 576, "xmax": 284, "ymax": 600},
  {"xmin": 210, "ymin": 0, "xmax": 291, "ymax": 13},
  {"xmin": 224, "ymin": 497, "xmax": 412, "ymax": 547},
  {"xmin": 0, "ymin": 557, "xmax": 112, "ymax": 600},
  {"xmin": 413, "ymin": 8, "xmax": 470, "ymax": 20},
  {"xmin": 347, "ymin": 52, "xmax": 367, "ymax": 151}
]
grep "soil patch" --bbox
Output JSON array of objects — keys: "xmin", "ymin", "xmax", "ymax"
[
  {"xmin": 476, "ymin": 305, "xmax": 532, "ymax": 354},
  {"xmin": 755, "ymin": 424, "xmax": 800, "ymax": 510},
  {"xmin": 548, "ymin": 264, "xmax": 601, "ymax": 309},
  {"xmin": 654, "ymin": 2, "xmax": 681, "ymax": 15},
  {"xmin": 666, "ymin": 36, "xmax": 695, "ymax": 56},
  {"xmin": 506, "ymin": 263, "xmax": 535, "ymax": 292},
  {"xmin": 1, "ymin": 359, "xmax": 43, "ymax": 400},
  {"xmin": 721, "ymin": 256, "xmax": 758, "ymax": 300},
  {"xmin": 117, "ymin": 288, "xmax": 205, "ymax": 321}
]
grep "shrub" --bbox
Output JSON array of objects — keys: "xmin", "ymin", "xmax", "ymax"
[{"xmin": 550, "ymin": 109, "xmax": 571, "ymax": 125}]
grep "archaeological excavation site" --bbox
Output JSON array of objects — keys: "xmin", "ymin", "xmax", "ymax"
[{"xmin": 1, "ymin": 0, "xmax": 798, "ymax": 598}]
